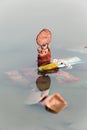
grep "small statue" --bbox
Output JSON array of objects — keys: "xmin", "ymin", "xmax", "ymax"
[{"xmin": 36, "ymin": 29, "xmax": 52, "ymax": 66}]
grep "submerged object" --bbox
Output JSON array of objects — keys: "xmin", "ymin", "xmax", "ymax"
[
  {"xmin": 44, "ymin": 93, "xmax": 67, "ymax": 113},
  {"xmin": 38, "ymin": 56, "xmax": 81, "ymax": 72}
]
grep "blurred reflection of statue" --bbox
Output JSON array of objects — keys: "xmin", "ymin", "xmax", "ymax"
[{"xmin": 36, "ymin": 75, "xmax": 51, "ymax": 102}]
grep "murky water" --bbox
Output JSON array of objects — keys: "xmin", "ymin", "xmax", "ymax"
[{"xmin": 0, "ymin": 0, "xmax": 87, "ymax": 130}]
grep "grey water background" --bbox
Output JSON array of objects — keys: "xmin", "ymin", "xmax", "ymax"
[{"xmin": 0, "ymin": 0, "xmax": 87, "ymax": 130}]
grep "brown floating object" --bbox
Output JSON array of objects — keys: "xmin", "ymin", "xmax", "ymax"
[{"xmin": 45, "ymin": 93, "xmax": 67, "ymax": 113}]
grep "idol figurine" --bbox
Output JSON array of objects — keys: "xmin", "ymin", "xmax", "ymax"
[{"xmin": 36, "ymin": 29, "xmax": 52, "ymax": 66}]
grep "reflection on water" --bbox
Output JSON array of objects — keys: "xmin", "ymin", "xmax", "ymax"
[
  {"xmin": 29, "ymin": 74, "xmax": 67, "ymax": 113},
  {"xmin": 2, "ymin": 35, "xmax": 87, "ymax": 129},
  {"xmin": 1, "ymin": 49, "xmax": 87, "ymax": 130},
  {"xmin": 67, "ymin": 48, "xmax": 87, "ymax": 54},
  {"xmin": 36, "ymin": 75, "xmax": 50, "ymax": 102},
  {"xmin": 5, "ymin": 67, "xmax": 38, "ymax": 87},
  {"xmin": 56, "ymin": 71, "xmax": 78, "ymax": 84},
  {"xmin": 36, "ymin": 75, "xmax": 51, "ymax": 91}
]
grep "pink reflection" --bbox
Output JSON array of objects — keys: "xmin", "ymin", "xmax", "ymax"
[
  {"xmin": 56, "ymin": 71, "xmax": 78, "ymax": 84},
  {"xmin": 5, "ymin": 68, "xmax": 37, "ymax": 84},
  {"xmin": 5, "ymin": 70, "xmax": 26, "ymax": 81},
  {"xmin": 21, "ymin": 68, "xmax": 36, "ymax": 77},
  {"xmin": 84, "ymin": 46, "xmax": 87, "ymax": 48}
]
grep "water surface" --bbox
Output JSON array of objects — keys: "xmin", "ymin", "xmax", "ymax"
[{"xmin": 0, "ymin": 0, "xmax": 87, "ymax": 130}]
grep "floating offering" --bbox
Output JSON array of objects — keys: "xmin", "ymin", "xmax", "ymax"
[
  {"xmin": 38, "ymin": 56, "xmax": 81, "ymax": 73},
  {"xmin": 44, "ymin": 93, "xmax": 67, "ymax": 113},
  {"xmin": 38, "ymin": 62, "xmax": 58, "ymax": 72}
]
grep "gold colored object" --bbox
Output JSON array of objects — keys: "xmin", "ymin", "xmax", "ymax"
[{"xmin": 38, "ymin": 62, "xmax": 58, "ymax": 72}]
